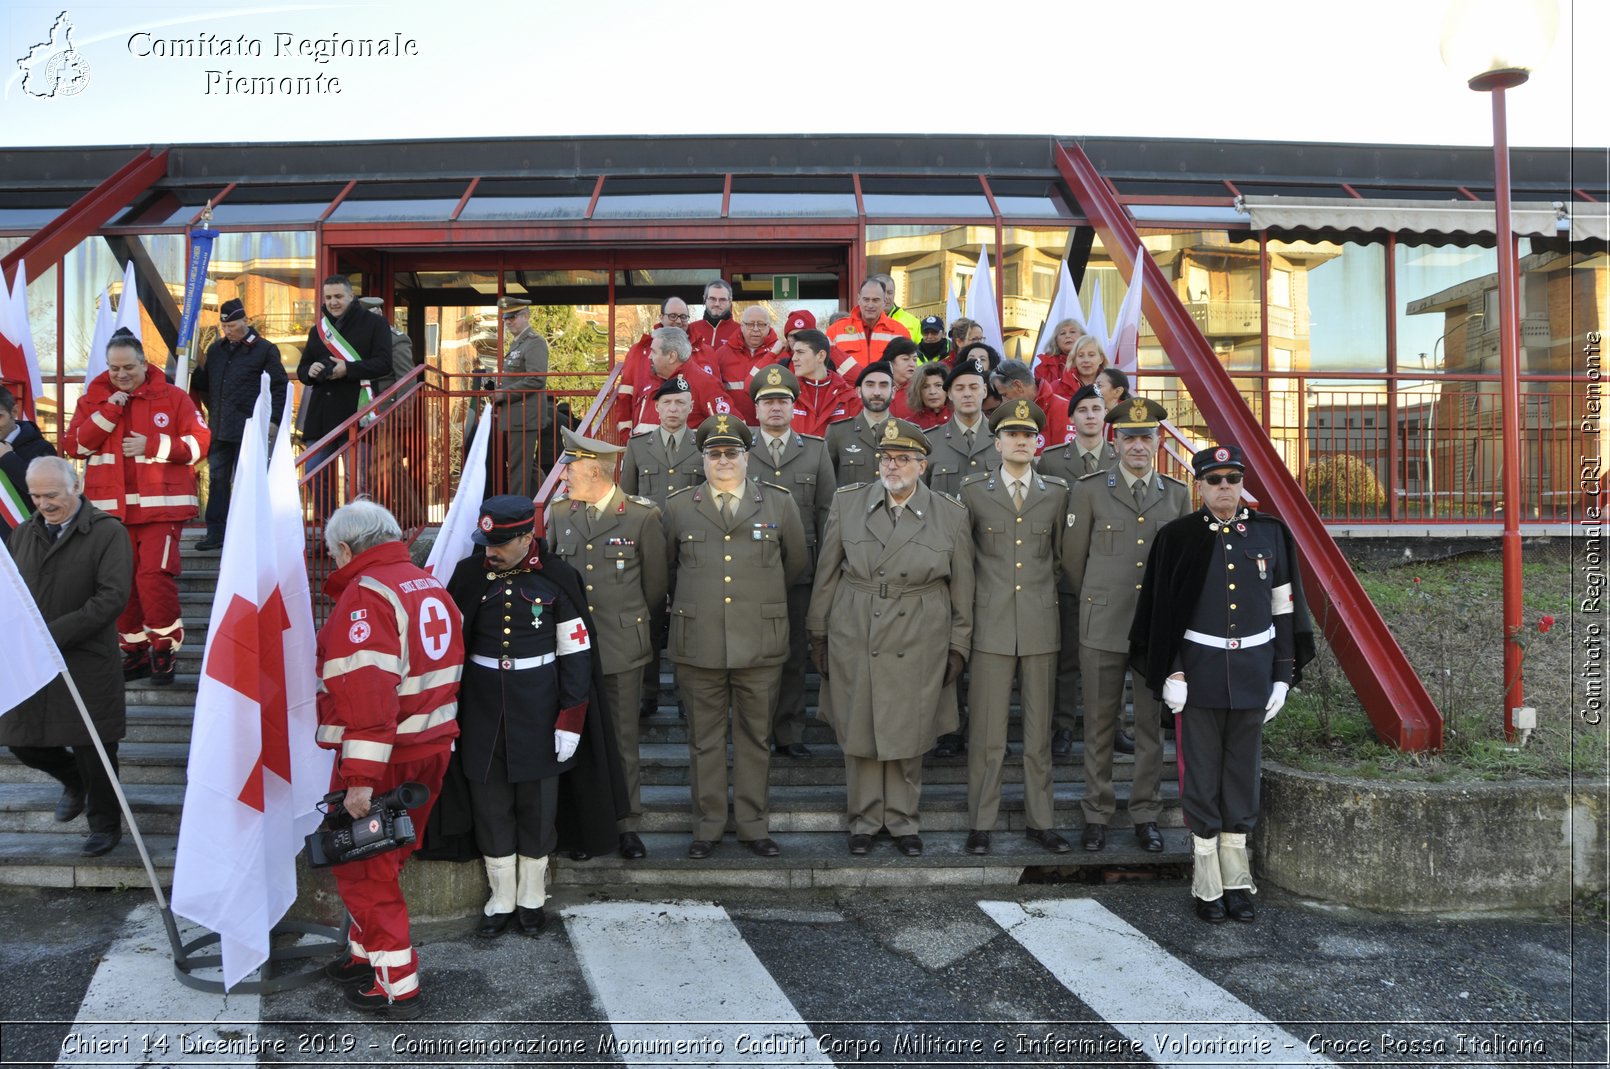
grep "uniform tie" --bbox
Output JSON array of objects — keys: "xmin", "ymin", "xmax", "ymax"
[
  {"xmin": 1011, "ymin": 481, "xmax": 1025, "ymax": 513},
  {"xmin": 889, "ymin": 502, "xmax": 903, "ymax": 525},
  {"xmin": 770, "ymin": 438, "xmax": 784, "ymax": 468},
  {"xmin": 720, "ymin": 492, "xmax": 734, "ymax": 521},
  {"xmin": 586, "ymin": 504, "xmax": 600, "ymax": 523},
  {"xmin": 665, "ymin": 432, "xmax": 678, "ymax": 455},
  {"xmin": 1083, "ymin": 452, "xmax": 1097, "ymax": 475},
  {"xmin": 1132, "ymin": 478, "xmax": 1147, "ymax": 510},
  {"xmin": 963, "ymin": 428, "xmax": 975, "ymax": 452}
]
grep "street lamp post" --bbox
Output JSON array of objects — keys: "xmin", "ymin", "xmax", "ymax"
[{"xmin": 1440, "ymin": 0, "xmax": 1557, "ymax": 742}]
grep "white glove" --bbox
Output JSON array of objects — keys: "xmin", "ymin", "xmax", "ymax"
[
  {"xmin": 1162, "ymin": 674, "xmax": 1187, "ymax": 714},
  {"xmin": 554, "ymin": 729, "xmax": 581, "ymax": 763},
  {"xmin": 1263, "ymin": 681, "xmax": 1290, "ymax": 723}
]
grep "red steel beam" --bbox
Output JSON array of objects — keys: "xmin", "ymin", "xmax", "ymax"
[
  {"xmin": 1052, "ymin": 139, "xmax": 1442, "ymax": 752},
  {"xmin": 1, "ymin": 149, "xmax": 169, "ymax": 283}
]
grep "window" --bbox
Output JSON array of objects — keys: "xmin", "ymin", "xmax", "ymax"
[
  {"xmin": 1032, "ymin": 265, "xmax": 1056, "ymax": 301},
  {"xmin": 908, "ymin": 266, "xmax": 941, "ymax": 306}
]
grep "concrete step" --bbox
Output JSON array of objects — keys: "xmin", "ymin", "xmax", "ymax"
[
  {"xmin": 0, "ymin": 830, "xmax": 176, "ymax": 889},
  {"xmin": 0, "ymin": 743, "xmax": 190, "ymax": 785}
]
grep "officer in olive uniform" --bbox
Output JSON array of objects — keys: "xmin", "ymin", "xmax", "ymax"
[
  {"xmin": 663, "ymin": 414, "xmax": 806, "ymax": 858},
  {"xmin": 1130, "ymin": 444, "xmax": 1313, "ymax": 924},
  {"xmin": 823, "ymin": 362, "xmax": 895, "ymax": 488},
  {"xmin": 454, "ymin": 495, "xmax": 592, "ymax": 937},
  {"xmin": 1064, "ymin": 397, "xmax": 1189, "ymax": 854},
  {"xmin": 545, "ymin": 427, "xmax": 667, "ymax": 859},
  {"xmin": 748, "ymin": 365, "xmax": 835, "ymax": 757},
  {"xmin": 960, "ymin": 400, "xmax": 1074, "ymax": 856},
  {"xmin": 1037, "ymin": 383, "xmax": 1120, "ymax": 757},
  {"xmin": 494, "ymin": 297, "xmax": 554, "ymax": 497},
  {"xmin": 924, "ymin": 362, "xmax": 997, "ymax": 499}
]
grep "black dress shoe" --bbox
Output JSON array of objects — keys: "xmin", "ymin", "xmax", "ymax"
[
  {"xmin": 82, "ymin": 830, "xmax": 121, "ymax": 857},
  {"xmin": 478, "ymin": 911, "xmax": 513, "ymax": 938},
  {"xmin": 1195, "ymin": 896, "xmax": 1228, "ymax": 924},
  {"xmin": 568, "ymin": 848, "xmax": 592, "ymax": 861},
  {"xmin": 639, "ymin": 698, "xmax": 658, "ymax": 719},
  {"xmin": 149, "ymin": 650, "xmax": 176, "ymax": 686},
  {"xmin": 323, "ymin": 956, "xmax": 375, "ymax": 985},
  {"xmin": 847, "ymin": 833, "xmax": 872, "ymax": 856},
  {"xmin": 517, "ymin": 906, "xmax": 546, "ymax": 936},
  {"xmin": 687, "ymin": 839, "xmax": 714, "ymax": 859},
  {"xmin": 1223, "ymin": 888, "xmax": 1256, "ymax": 923},
  {"xmin": 1134, "ymin": 821, "xmax": 1164, "ymax": 852},
  {"xmin": 618, "ymin": 832, "xmax": 646, "ymax": 859},
  {"xmin": 344, "ymin": 984, "xmax": 423, "ymax": 1019},
  {"xmin": 1026, "ymin": 828, "xmax": 1073, "ymax": 854},
  {"xmin": 781, "ymin": 742, "xmax": 811, "ymax": 759},
  {"xmin": 1114, "ymin": 729, "xmax": 1135, "ymax": 755},
  {"xmin": 1051, "ymin": 729, "xmax": 1074, "ymax": 757},
  {"xmin": 54, "ymin": 787, "xmax": 86, "ymax": 823},
  {"xmin": 895, "ymin": 835, "xmax": 923, "ymax": 856},
  {"xmin": 934, "ymin": 733, "xmax": 965, "ymax": 757},
  {"xmin": 121, "ymin": 651, "xmax": 150, "ymax": 683},
  {"xmin": 965, "ymin": 830, "xmax": 990, "ymax": 855},
  {"xmin": 743, "ymin": 837, "xmax": 782, "ymax": 857},
  {"xmin": 194, "ymin": 535, "xmax": 224, "ymax": 552},
  {"xmin": 1081, "ymin": 823, "xmax": 1106, "ymax": 852}
]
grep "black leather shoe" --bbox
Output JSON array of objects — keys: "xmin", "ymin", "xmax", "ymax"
[
  {"xmin": 1114, "ymin": 729, "xmax": 1135, "ymax": 755},
  {"xmin": 323, "ymin": 956, "xmax": 375, "ymax": 985},
  {"xmin": 934, "ymin": 733, "xmax": 965, "ymax": 758},
  {"xmin": 82, "ymin": 830, "xmax": 121, "ymax": 857},
  {"xmin": 744, "ymin": 837, "xmax": 782, "ymax": 857},
  {"xmin": 1134, "ymin": 821, "xmax": 1164, "ymax": 852},
  {"xmin": 1081, "ymin": 823, "xmax": 1105, "ymax": 852},
  {"xmin": 676, "ymin": 700, "xmax": 688, "ymax": 719},
  {"xmin": 965, "ymin": 830, "xmax": 990, "ymax": 855},
  {"xmin": 1195, "ymin": 896, "xmax": 1228, "ymax": 924},
  {"xmin": 1223, "ymin": 889, "xmax": 1256, "ymax": 922},
  {"xmin": 1026, "ymin": 828, "xmax": 1073, "ymax": 854},
  {"xmin": 344, "ymin": 985, "xmax": 423, "ymax": 1019},
  {"xmin": 517, "ymin": 906, "xmax": 546, "ymax": 936},
  {"xmin": 687, "ymin": 839, "xmax": 714, "ymax": 859},
  {"xmin": 1051, "ymin": 729, "xmax": 1074, "ymax": 757},
  {"xmin": 618, "ymin": 832, "xmax": 646, "ymax": 859},
  {"xmin": 121, "ymin": 651, "xmax": 150, "ymax": 683},
  {"xmin": 568, "ymin": 849, "xmax": 592, "ymax": 861},
  {"xmin": 639, "ymin": 698, "xmax": 658, "ymax": 719},
  {"xmin": 895, "ymin": 835, "xmax": 923, "ymax": 856},
  {"xmin": 478, "ymin": 911, "xmax": 513, "ymax": 938},
  {"xmin": 781, "ymin": 742, "xmax": 811, "ymax": 759},
  {"xmin": 149, "ymin": 650, "xmax": 177, "ymax": 686},
  {"xmin": 847, "ymin": 833, "xmax": 872, "ymax": 856},
  {"xmin": 194, "ymin": 535, "xmax": 224, "ymax": 552},
  {"xmin": 54, "ymin": 788, "xmax": 85, "ymax": 823}
]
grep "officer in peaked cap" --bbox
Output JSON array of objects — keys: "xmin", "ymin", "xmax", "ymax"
[
  {"xmin": 490, "ymin": 295, "xmax": 553, "ymax": 498},
  {"xmin": 662, "ymin": 412, "xmax": 805, "ymax": 859},
  {"xmin": 748, "ymin": 363, "xmax": 835, "ymax": 759}
]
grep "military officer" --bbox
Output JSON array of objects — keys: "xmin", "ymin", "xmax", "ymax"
[
  {"xmin": 1064, "ymin": 397, "xmax": 1189, "ymax": 854},
  {"xmin": 1036, "ymin": 384, "xmax": 1120, "ymax": 757},
  {"xmin": 748, "ymin": 365, "xmax": 835, "ymax": 758},
  {"xmin": 621, "ymin": 375, "xmax": 702, "ymax": 716},
  {"xmin": 924, "ymin": 362, "xmax": 997, "ymax": 499},
  {"xmin": 824, "ymin": 361, "xmax": 895, "ymax": 488},
  {"xmin": 960, "ymin": 400, "xmax": 1073, "ymax": 855},
  {"xmin": 545, "ymin": 427, "xmax": 667, "ymax": 860},
  {"xmin": 807, "ymin": 418, "xmax": 972, "ymax": 857},
  {"xmin": 663, "ymin": 414, "xmax": 806, "ymax": 858},
  {"xmin": 493, "ymin": 297, "xmax": 554, "ymax": 497},
  {"xmin": 1130, "ymin": 444, "xmax": 1314, "ymax": 923}
]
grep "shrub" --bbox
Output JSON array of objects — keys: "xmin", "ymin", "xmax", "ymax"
[{"xmin": 1302, "ymin": 454, "xmax": 1386, "ymax": 517}]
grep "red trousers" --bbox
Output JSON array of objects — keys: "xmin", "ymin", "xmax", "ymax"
[
  {"xmin": 330, "ymin": 747, "xmax": 449, "ymax": 1000},
  {"xmin": 117, "ymin": 521, "xmax": 184, "ymax": 653}
]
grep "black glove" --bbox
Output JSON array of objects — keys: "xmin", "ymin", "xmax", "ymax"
[
  {"xmin": 809, "ymin": 635, "xmax": 829, "ymax": 680},
  {"xmin": 943, "ymin": 651, "xmax": 965, "ymax": 688}
]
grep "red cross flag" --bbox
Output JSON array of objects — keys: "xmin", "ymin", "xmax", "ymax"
[
  {"xmin": 0, "ymin": 539, "xmax": 68, "ymax": 718},
  {"xmin": 171, "ymin": 375, "xmax": 331, "ymax": 990}
]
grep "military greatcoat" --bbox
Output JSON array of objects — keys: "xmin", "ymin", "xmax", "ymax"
[
  {"xmin": 824, "ymin": 411, "xmax": 890, "ymax": 489},
  {"xmin": 620, "ymin": 428, "xmax": 702, "ymax": 510},
  {"xmin": 546, "ymin": 488, "xmax": 668, "ymax": 675},
  {"xmin": 923, "ymin": 416, "xmax": 998, "ymax": 498}
]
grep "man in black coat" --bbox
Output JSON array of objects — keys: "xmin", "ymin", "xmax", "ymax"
[
  {"xmin": 192, "ymin": 298, "xmax": 286, "ymax": 550},
  {"xmin": 0, "ymin": 385, "xmax": 56, "ymax": 536},
  {"xmin": 296, "ymin": 277, "xmax": 392, "ymax": 510}
]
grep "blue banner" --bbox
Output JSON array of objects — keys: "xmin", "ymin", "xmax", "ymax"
[{"xmin": 175, "ymin": 227, "xmax": 219, "ymax": 352}]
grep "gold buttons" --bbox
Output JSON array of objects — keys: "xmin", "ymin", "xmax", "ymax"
[
  {"xmin": 1137, "ymin": 516, "xmax": 1145, "ymax": 523},
  {"xmin": 1135, "ymin": 583, "xmax": 1143, "ymax": 590},
  {"xmin": 586, "ymin": 584, "xmax": 593, "ymax": 591},
  {"xmin": 724, "ymin": 555, "xmax": 732, "ymax": 562},
  {"xmin": 1229, "ymin": 583, "xmax": 1237, "ymax": 590},
  {"xmin": 1016, "ymin": 562, "xmax": 1023, "ymax": 569},
  {"xmin": 724, "ymin": 596, "xmax": 732, "ymax": 604},
  {"xmin": 502, "ymin": 628, "xmax": 511, "ymax": 635},
  {"xmin": 1230, "ymin": 603, "xmax": 1238, "ymax": 610},
  {"xmin": 1015, "ymin": 585, "xmax": 1022, "ymax": 591},
  {"xmin": 1016, "ymin": 516, "xmax": 1024, "ymax": 524},
  {"xmin": 724, "ymin": 576, "xmax": 732, "ymax": 583},
  {"xmin": 1016, "ymin": 539, "xmax": 1023, "ymax": 546},
  {"xmin": 586, "ymin": 564, "xmax": 594, "ymax": 571},
  {"xmin": 586, "ymin": 544, "xmax": 593, "ymax": 550},
  {"xmin": 1137, "ymin": 538, "xmax": 1145, "ymax": 545},
  {"xmin": 1228, "ymin": 563, "xmax": 1236, "ymax": 570},
  {"xmin": 724, "ymin": 535, "xmax": 732, "ymax": 542},
  {"xmin": 503, "ymin": 615, "xmax": 511, "ymax": 622}
]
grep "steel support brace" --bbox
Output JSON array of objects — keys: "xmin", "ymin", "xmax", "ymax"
[{"xmin": 1, "ymin": 150, "xmax": 170, "ymax": 282}]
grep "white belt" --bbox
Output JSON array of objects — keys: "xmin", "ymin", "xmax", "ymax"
[
  {"xmin": 1183, "ymin": 625, "xmax": 1275, "ymax": 651},
  {"xmin": 471, "ymin": 653, "xmax": 555, "ymax": 671}
]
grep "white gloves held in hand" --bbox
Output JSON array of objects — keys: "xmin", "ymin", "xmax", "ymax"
[
  {"xmin": 1264, "ymin": 681, "xmax": 1289, "ymax": 723},
  {"xmin": 1162, "ymin": 674, "xmax": 1187, "ymax": 714},
  {"xmin": 555, "ymin": 730, "xmax": 580, "ymax": 763}
]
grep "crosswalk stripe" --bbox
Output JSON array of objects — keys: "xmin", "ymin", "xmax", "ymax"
[
  {"xmin": 57, "ymin": 903, "xmax": 260, "ymax": 1067},
  {"xmin": 562, "ymin": 901, "xmax": 834, "ymax": 1067},
  {"xmin": 980, "ymin": 898, "xmax": 1336, "ymax": 1067}
]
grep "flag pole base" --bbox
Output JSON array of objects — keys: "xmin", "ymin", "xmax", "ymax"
[{"xmin": 171, "ymin": 916, "xmax": 350, "ymax": 995}]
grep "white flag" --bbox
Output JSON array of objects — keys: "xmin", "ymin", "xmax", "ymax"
[
  {"xmin": 0, "ymin": 540, "xmax": 68, "ymax": 718},
  {"xmin": 426, "ymin": 401, "xmax": 493, "ymax": 579},
  {"xmin": 1030, "ymin": 261, "xmax": 1082, "ymax": 372},
  {"xmin": 172, "ymin": 374, "xmax": 330, "ymax": 990},
  {"xmin": 9, "ymin": 261, "xmax": 44, "ymax": 408},
  {"xmin": 1086, "ymin": 277, "xmax": 1109, "ymax": 352},
  {"xmin": 965, "ymin": 248, "xmax": 1004, "ymax": 355},
  {"xmin": 945, "ymin": 278, "xmax": 962, "ymax": 330},
  {"xmin": 85, "ymin": 289, "xmax": 114, "ymax": 386},
  {"xmin": 113, "ymin": 260, "xmax": 142, "ymax": 341},
  {"xmin": 1109, "ymin": 257, "xmax": 1148, "ymax": 375}
]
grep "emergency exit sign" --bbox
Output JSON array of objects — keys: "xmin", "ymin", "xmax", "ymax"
[{"xmin": 771, "ymin": 275, "xmax": 799, "ymax": 301}]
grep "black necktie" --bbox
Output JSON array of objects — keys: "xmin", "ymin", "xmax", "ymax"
[{"xmin": 45, "ymin": 523, "xmax": 62, "ymax": 541}]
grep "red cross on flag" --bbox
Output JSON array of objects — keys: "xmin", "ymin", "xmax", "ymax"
[{"xmin": 171, "ymin": 375, "xmax": 331, "ymax": 990}]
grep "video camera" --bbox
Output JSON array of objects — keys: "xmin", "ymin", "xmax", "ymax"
[{"xmin": 304, "ymin": 782, "xmax": 431, "ymax": 869}]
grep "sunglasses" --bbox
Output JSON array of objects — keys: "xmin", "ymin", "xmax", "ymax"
[
  {"xmin": 704, "ymin": 448, "xmax": 744, "ymax": 460},
  {"xmin": 1201, "ymin": 472, "xmax": 1243, "ymax": 486}
]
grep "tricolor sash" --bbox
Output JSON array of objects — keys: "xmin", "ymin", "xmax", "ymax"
[
  {"xmin": 316, "ymin": 315, "xmax": 375, "ymax": 423},
  {"xmin": 0, "ymin": 468, "xmax": 29, "ymax": 527}
]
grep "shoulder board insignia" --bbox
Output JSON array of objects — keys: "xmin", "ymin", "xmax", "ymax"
[
  {"xmin": 960, "ymin": 472, "xmax": 991, "ymax": 486},
  {"xmin": 552, "ymin": 494, "xmax": 571, "ymax": 505},
  {"xmin": 935, "ymin": 490, "xmax": 968, "ymax": 508},
  {"xmin": 1160, "ymin": 473, "xmax": 1187, "ymax": 487},
  {"xmin": 628, "ymin": 429, "xmax": 653, "ymax": 439},
  {"xmin": 667, "ymin": 485, "xmax": 695, "ymax": 498},
  {"xmin": 627, "ymin": 494, "xmax": 659, "ymax": 510},
  {"xmin": 800, "ymin": 432, "xmax": 825, "ymax": 442},
  {"xmin": 1076, "ymin": 470, "xmax": 1106, "ymax": 481},
  {"xmin": 1042, "ymin": 475, "xmax": 1067, "ymax": 487},
  {"xmin": 1107, "ymin": 473, "xmax": 1118, "ymax": 487},
  {"xmin": 761, "ymin": 480, "xmax": 790, "ymax": 494},
  {"xmin": 836, "ymin": 482, "xmax": 867, "ymax": 493}
]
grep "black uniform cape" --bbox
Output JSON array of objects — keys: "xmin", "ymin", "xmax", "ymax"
[
  {"xmin": 417, "ymin": 545, "xmax": 630, "ymax": 861},
  {"xmin": 1128, "ymin": 506, "xmax": 1316, "ymax": 698}
]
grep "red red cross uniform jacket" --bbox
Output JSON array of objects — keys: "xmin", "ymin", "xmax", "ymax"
[{"xmin": 64, "ymin": 367, "xmax": 210, "ymax": 524}]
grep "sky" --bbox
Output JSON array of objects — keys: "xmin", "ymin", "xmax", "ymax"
[{"xmin": 0, "ymin": 0, "xmax": 1600, "ymax": 150}]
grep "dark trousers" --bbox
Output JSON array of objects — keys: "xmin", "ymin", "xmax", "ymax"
[
  {"xmin": 10, "ymin": 743, "xmax": 122, "ymax": 833},
  {"xmin": 466, "ymin": 730, "xmax": 560, "ymax": 858},
  {"xmin": 1053, "ymin": 590, "xmax": 1082, "ymax": 733},
  {"xmin": 204, "ymin": 439, "xmax": 241, "ymax": 539},
  {"xmin": 770, "ymin": 583, "xmax": 812, "ymax": 746},
  {"xmin": 641, "ymin": 600, "xmax": 670, "ymax": 710},
  {"xmin": 1176, "ymin": 705, "xmax": 1264, "ymax": 838}
]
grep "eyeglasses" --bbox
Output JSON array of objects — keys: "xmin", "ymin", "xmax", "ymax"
[
  {"xmin": 1202, "ymin": 472, "xmax": 1243, "ymax": 486},
  {"xmin": 878, "ymin": 454, "xmax": 919, "ymax": 469},
  {"xmin": 704, "ymin": 448, "xmax": 744, "ymax": 460},
  {"xmin": 663, "ymin": 313, "xmax": 691, "ymax": 322}
]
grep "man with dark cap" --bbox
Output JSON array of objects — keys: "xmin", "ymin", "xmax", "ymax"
[
  {"xmin": 663, "ymin": 414, "xmax": 805, "ymax": 859},
  {"xmin": 1064, "ymin": 397, "xmax": 1189, "ymax": 855},
  {"xmin": 546, "ymin": 427, "xmax": 667, "ymax": 859},
  {"xmin": 960, "ymin": 399, "xmax": 1073, "ymax": 856},
  {"xmin": 193, "ymin": 297, "xmax": 285, "ymax": 550},
  {"xmin": 924, "ymin": 362, "xmax": 997, "ymax": 499},
  {"xmin": 916, "ymin": 315, "xmax": 950, "ymax": 362},
  {"xmin": 808, "ymin": 417, "xmax": 972, "ymax": 856},
  {"xmin": 1037, "ymin": 383, "xmax": 1119, "ymax": 757},
  {"xmin": 447, "ymin": 494, "xmax": 594, "ymax": 937},
  {"xmin": 490, "ymin": 297, "xmax": 555, "ymax": 497},
  {"xmin": 748, "ymin": 364, "xmax": 834, "ymax": 759},
  {"xmin": 824, "ymin": 362, "xmax": 894, "ymax": 489},
  {"xmin": 1131, "ymin": 444, "xmax": 1313, "ymax": 924}
]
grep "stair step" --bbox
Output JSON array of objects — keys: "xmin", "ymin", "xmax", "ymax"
[{"xmin": 0, "ymin": 831, "xmax": 176, "ymax": 889}]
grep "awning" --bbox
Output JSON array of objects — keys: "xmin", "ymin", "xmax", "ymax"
[{"xmin": 1233, "ymin": 196, "xmax": 1602, "ymax": 242}]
